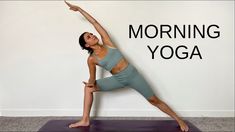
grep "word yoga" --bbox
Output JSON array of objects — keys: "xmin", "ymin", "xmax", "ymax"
[{"xmin": 147, "ymin": 45, "xmax": 202, "ymax": 59}]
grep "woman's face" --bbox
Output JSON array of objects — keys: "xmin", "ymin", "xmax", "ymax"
[{"xmin": 84, "ymin": 32, "xmax": 99, "ymax": 47}]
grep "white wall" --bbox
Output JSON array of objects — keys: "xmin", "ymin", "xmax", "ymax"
[{"xmin": 0, "ymin": 1, "xmax": 234, "ymax": 117}]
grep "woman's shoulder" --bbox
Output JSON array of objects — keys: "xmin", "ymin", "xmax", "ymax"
[{"xmin": 87, "ymin": 54, "xmax": 97, "ymax": 64}]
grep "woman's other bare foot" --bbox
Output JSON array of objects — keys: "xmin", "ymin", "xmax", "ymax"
[{"xmin": 177, "ymin": 119, "xmax": 189, "ymax": 132}]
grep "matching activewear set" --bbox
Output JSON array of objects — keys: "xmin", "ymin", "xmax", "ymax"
[{"xmin": 92, "ymin": 45, "xmax": 155, "ymax": 100}]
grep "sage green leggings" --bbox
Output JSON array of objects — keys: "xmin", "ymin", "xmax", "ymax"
[{"xmin": 96, "ymin": 64, "xmax": 155, "ymax": 100}]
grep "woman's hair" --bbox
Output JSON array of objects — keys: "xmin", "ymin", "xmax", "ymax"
[{"xmin": 79, "ymin": 32, "xmax": 93, "ymax": 54}]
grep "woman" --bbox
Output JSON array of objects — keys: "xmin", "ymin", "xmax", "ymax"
[{"xmin": 64, "ymin": 1, "xmax": 189, "ymax": 131}]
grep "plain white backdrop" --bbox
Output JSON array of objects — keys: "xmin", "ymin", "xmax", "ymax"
[{"xmin": 0, "ymin": 1, "xmax": 234, "ymax": 117}]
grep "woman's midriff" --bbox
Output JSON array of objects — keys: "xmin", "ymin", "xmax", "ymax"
[{"xmin": 110, "ymin": 58, "xmax": 129, "ymax": 75}]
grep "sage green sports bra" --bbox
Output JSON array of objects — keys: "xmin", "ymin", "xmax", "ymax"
[{"xmin": 92, "ymin": 45, "xmax": 124, "ymax": 71}]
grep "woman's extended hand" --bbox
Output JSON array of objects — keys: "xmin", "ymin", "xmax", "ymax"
[
  {"xmin": 83, "ymin": 81, "xmax": 95, "ymax": 88},
  {"xmin": 64, "ymin": 0, "xmax": 80, "ymax": 11}
]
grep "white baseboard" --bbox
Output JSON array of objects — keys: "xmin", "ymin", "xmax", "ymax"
[{"xmin": 0, "ymin": 109, "xmax": 234, "ymax": 117}]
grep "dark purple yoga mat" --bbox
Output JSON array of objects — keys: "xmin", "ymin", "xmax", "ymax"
[{"xmin": 38, "ymin": 119, "xmax": 201, "ymax": 132}]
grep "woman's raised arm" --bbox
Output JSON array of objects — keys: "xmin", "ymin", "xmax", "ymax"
[{"xmin": 64, "ymin": 0, "xmax": 113, "ymax": 46}]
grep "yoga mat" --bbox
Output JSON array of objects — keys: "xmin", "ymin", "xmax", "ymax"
[{"xmin": 38, "ymin": 119, "xmax": 201, "ymax": 132}]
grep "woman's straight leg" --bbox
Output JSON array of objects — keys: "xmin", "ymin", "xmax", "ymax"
[
  {"xmin": 148, "ymin": 96, "xmax": 189, "ymax": 132},
  {"xmin": 126, "ymin": 67, "xmax": 189, "ymax": 131}
]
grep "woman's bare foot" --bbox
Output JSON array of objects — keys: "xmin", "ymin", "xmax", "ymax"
[
  {"xmin": 177, "ymin": 119, "xmax": 189, "ymax": 132},
  {"xmin": 68, "ymin": 120, "xmax": 90, "ymax": 128}
]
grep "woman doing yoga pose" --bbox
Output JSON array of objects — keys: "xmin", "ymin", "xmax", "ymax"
[{"xmin": 64, "ymin": 1, "xmax": 189, "ymax": 131}]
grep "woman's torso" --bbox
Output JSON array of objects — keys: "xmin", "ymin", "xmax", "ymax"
[
  {"xmin": 110, "ymin": 58, "xmax": 128, "ymax": 74},
  {"xmin": 92, "ymin": 44, "xmax": 129, "ymax": 74}
]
